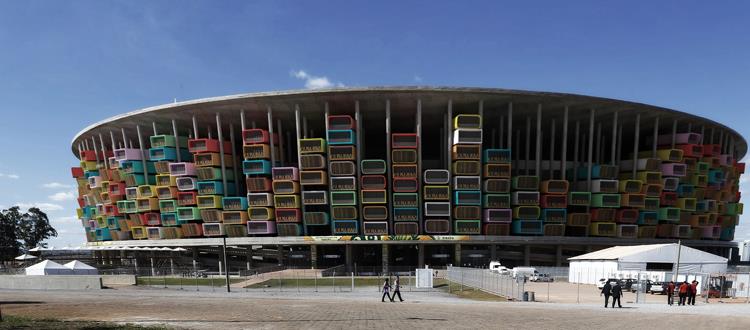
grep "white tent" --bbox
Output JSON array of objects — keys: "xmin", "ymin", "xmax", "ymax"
[
  {"xmin": 568, "ymin": 244, "xmax": 728, "ymax": 284},
  {"xmin": 24, "ymin": 260, "xmax": 73, "ymax": 275},
  {"xmin": 15, "ymin": 254, "xmax": 38, "ymax": 261},
  {"xmin": 63, "ymin": 260, "xmax": 98, "ymax": 275}
]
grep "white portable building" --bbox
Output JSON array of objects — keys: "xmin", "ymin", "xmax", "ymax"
[
  {"xmin": 63, "ymin": 260, "xmax": 98, "ymax": 275},
  {"xmin": 24, "ymin": 260, "xmax": 74, "ymax": 275}
]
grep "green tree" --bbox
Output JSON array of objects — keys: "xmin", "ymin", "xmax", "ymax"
[
  {"xmin": 0, "ymin": 207, "xmax": 57, "ymax": 260},
  {"xmin": 0, "ymin": 208, "xmax": 21, "ymax": 261}
]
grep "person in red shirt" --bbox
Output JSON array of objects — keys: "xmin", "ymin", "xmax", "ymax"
[
  {"xmin": 678, "ymin": 281, "xmax": 689, "ymax": 305},
  {"xmin": 666, "ymin": 281, "xmax": 676, "ymax": 305},
  {"xmin": 689, "ymin": 280, "xmax": 699, "ymax": 305}
]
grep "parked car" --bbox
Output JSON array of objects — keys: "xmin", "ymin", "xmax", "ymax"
[
  {"xmin": 531, "ymin": 273, "xmax": 554, "ymax": 282},
  {"xmin": 621, "ymin": 278, "xmax": 636, "ymax": 290},
  {"xmin": 650, "ymin": 282, "xmax": 665, "ymax": 294}
]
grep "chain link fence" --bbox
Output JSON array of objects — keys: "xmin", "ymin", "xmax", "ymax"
[{"xmin": 446, "ymin": 266, "xmax": 526, "ymax": 300}]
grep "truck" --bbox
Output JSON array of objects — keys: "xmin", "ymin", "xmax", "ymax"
[
  {"xmin": 511, "ymin": 267, "xmax": 537, "ymax": 279},
  {"xmin": 488, "ymin": 261, "xmax": 510, "ymax": 275}
]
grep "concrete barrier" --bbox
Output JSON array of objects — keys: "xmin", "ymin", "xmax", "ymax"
[
  {"xmin": 0, "ymin": 275, "xmax": 102, "ymax": 290},
  {"xmin": 101, "ymin": 275, "xmax": 136, "ymax": 286}
]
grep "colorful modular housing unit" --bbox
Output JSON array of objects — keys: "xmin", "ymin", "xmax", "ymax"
[{"xmin": 71, "ymin": 87, "xmax": 745, "ymax": 243}]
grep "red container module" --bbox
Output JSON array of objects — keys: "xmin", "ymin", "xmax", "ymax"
[
  {"xmin": 702, "ymin": 144, "xmax": 720, "ymax": 157},
  {"xmin": 392, "ymin": 177, "xmax": 419, "ymax": 192},
  {"xmin": 541, "ymin": 195, "xmax": 567, "ymax": 208},
  {"xmin": 108, "ymin": 182, "xmax": 126, "ymax": 196},
  {"xmin": 735, "ymin": 162, "xmax": 746, "ymax": 174},
  {"xmin": 177, "ymin": 191, "xmax": 198, "ymax": 206},
  {"xmin": 391, "ymin": 133, "xmax": 418, "ymax": 149},
  {"xmin": 246, "ymin": 177, "xmax": 272, "ymax": 192},
  {"xmin": 275, "ymin": 209, "xmax": 302, "ymax": 223},
  {"xmin": 71, "ymin": 167, "xmax": 84, "ymax": 178},
  {"xmin": 328, "ymin": 115, "xmax": 356, "ymax": 130},
  {"xmin": 361, "ymin": 175, "xmax": 387, "ymax": 190},
  {"xmin": 104, "ymin": 204, "xmax": 121, "ymax": 217},
  {"xmin": 677, "ymin": 144, "xmax": 703, "ymax": 158},
  {"xmin": 140, "ymin": 212, "xmax": 161, "ymax": 226},
  {"xmin": 77, "ymin": 197, "xmax": 86, "ymax": 208},
  {"xmin": 660, "ymin": 192, "xmax": 677, "ymax": 206},
  {"xmin": 188, "ymin": 138, "xmax": 233, "ymax": 154},
  {"xmin": 616, "ymin": 209, "xmax": 639, "ymax": 224},
  {"xmin": 590, "ymin": 208, "xmax": 616, "ymax": 222},
  {"xmin": 242, "ymin": 129, "xmax": 279, "ymax": 145}
]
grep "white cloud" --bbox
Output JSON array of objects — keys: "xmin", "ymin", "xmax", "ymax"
[
  {"xmin": 0, "ymin": 173, "xmax": 20, "ymax": 179},
  {"xmin": 291, "ymin": 70, "xmax": 344, "ymax": 89},
  {"xmin": 14, "ymin": 202, "xmax": 65, "ymax": 211},
  {"xmin": 43, "ymin": 182, "xmax": 72, "ymax": 189},
  {"xmin": 48, "ymin": 190, "xmax": 77, "ymax": 202}
]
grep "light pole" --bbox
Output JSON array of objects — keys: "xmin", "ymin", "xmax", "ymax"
[{"xmin": 223, "ymin": 237, "xmax": 230, "ymax": 293}]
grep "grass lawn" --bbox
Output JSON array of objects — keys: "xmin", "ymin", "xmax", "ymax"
[
  {"xmin": 136, "ymin": 277, "xmax": 245, "ymax": 287},
  {"xmin": 244, "ymin": 277, "xmax": 384, "ymax": 288},
  {"xmin": 0, "ymin": 315, "xmax": 170, "ymax": 330}
]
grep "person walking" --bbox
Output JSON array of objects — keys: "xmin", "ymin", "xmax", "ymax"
[
  {"xmin": 381, "ymin": 278, "xmax": 392, "ymax": 302},
  {"xmin": 689, "ymin": 280, "xmax": 699, "ymax": 305},
  {"xmin": 390, "ymin": 275, "xmax": 404, "ymax": 302},
  {"xmin": 667, "ymin": 281, "xmax": 676, "ymax": 305},
  {"xmin": 678, "ymin": 280, "xmax": 689, "ymax": 305},
  {"xmin": 611, "ymin": 282, "xmax": 623, "ymax": 308},
  {"xmin": 601, "ymin": 281, "xmax": 612, "ymax": 308}
]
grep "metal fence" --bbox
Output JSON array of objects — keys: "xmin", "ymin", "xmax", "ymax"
[{"xmin": 446, "ymin": 266, "xmax": 526, "ymax": 300}]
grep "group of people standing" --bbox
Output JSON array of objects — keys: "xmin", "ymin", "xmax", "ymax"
[
  {"xmin": 381, "ymin": 276, "xmax": 404, "ymax": 302},
  {"xmin": 600, "ymin": 281, "xmax": 624, "ymax": 308},
  {"xmin": 665, "ymin": 280, "xmax": 699, "ymax": 306}
]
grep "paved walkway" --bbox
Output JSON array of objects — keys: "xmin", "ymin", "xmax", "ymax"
[{"xmin": 2, "ymin": 287, "xmax": 749, "ymax": 329}]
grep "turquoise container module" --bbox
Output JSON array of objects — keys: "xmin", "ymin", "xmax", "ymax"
[
  {"xmin": 332, "ymin": 220, "xmax": 359, "ymax": 234},
  {"xmin": 222, "ymin": 197, "xmax": 249, "ymax": 211},
  {"xmin": 676, "ymin": 184, "xmax": 695, "ymax": 198},
  {"xmin": 542, "ymin": 208, "xmax": 567, "ymax": 223},
  {"xmin": 82, "ymin": 206, "xmax": 96, "ymax": 220},
  {"xmin": 454, "ymin": 190, "xmax": 482, "ymax": 205},
  {"xmin": 637, "ymin": 211, "xmax": 658, "ymax": 225},
  {"xmin": 725, "ymin": 203, "xmax": 743, "ymax": 216},
  {"xmin": 330, "ymin": 191, "xmax": 357, "ymax": 206},
  {"xmin": 95, "ymin": 227, "xmax": 112, "ymax": 241},
  {"xmin": 720, "ymin": 227, "xmax": 735, "ymax": 240},
  {"xmin": 106, "ymin": 217, "xmax": 120, "ymax": 230},
  {"xmin": 695, "ymin": 200, "xmax": 710, "ymax": 213},
  {"xmin": 484, "ymin": 194, "xmax": 511, "ymax": 209},
  {"xmin": 707, "ymin": 169, "xmax": 724, "ymax": 184},
  {"xmin": 327, "ymin": 129, "xmax": 356, "ymax": 145},
  {"xmin": 657, "ymin": 207, "xmax": 680, "ymax": 222},
  {"xmin": 176, "ymin": 207, "xmax": 202, "ymax": 221},
  {"xmin": 160, "ymin": 212, "xmax": 183, "ymax": 226},
  {"xmin": 84, "ymin": 170, "xmax": 100, "ymax": 178},
  {"xmin": 196, "ymin": 181, "xmax": 236, "ymax": 196},
  {"xmin": 393, "ymin": 207, "xmax": 420, "ymax": 221},
  {"xmin": 158, "ymin": 200, "xmax": 177, "ymax": 213},
  {"xmin": 242, "ymin": 160, "xmax": 272, "ymax": 175},
  {"xmin": 483, "ymin": 149, "xmax": 512, "ymax": 164},
  {"xmin": 303, "ymin": 212, "xmax": 330, "ymax": 226},
  {"xmin": 511, "ymin": 220, "xmax": 544, "ymax": 235},
  {"xmin": 148, "ymin": 147, "xmax": 192, "ymax": 162},
  {"xmin": 590, "ymin": 193, "xmax": 621, "ymax": 208},
  {"xmin": 149, "ymin": 134, "xmax": 189, "ymax": 148},
  {"xmin": 119, "ymin": 160, "xmax": 156, "ymax": 174}
]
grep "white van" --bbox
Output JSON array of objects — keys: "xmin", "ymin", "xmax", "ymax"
[
  {"xmin": 511, "ymin": 267, "xmax": 537, "ymax": 278},
  {"xmin": 488, "ymin": 261, "xmax": 510, "ymax": 275}
]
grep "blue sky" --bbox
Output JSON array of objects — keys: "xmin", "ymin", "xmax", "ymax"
[{"xmin": 0, "ymin": 1, "xmax": 749, "ymax": 246}]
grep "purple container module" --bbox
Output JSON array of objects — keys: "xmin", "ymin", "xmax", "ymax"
[
  {"xmin": 656, "ymin": 133, "xmax": 701, "ymax": 146},
  {"xmin": 247, "ymin": 221, "xmax": 277, "ymax": 235},
  {"xmin": 272, "ymin": 167, "xmax": 299, "ymax": 181},
  {"xmin": 661, "ymin": 163, "xmax": 686, "ymax": 177},
  {"xmin": 484, "ymin": 209, "xmax": 512, "ymax": 223},
  {"xmin": 719, "ymin": 154, "xmax": 733, "ymax": 166},
  {"xmin": 114, "ymin": 148, "xmax": 146, "ymax": 161},
  {"xmin": 169, "ymin": 162, "xmax": 197, "ymax": 176}
]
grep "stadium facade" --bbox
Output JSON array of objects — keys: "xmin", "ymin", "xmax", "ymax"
[{"xmin": 70, "ymin": 87, "xmax": 745, "ymax": 270}]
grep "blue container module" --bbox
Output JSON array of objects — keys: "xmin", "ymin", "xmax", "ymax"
[
  {"xmin": 483, "ymin": 149, "xmax": 512, "ymax": 163},
  {"xmin": 542, "ymin": 209, "xmax": 567, "ymax": 223},
  {"xmin": 454, "ymin": 190, "xmax": 482, "ymax": 205},
  {"xmin": 197, "ymin": 181, "xmax": 236, "ymax": 196},
  {"xmin": 243, "ymin": 160, "xmax": 272, "ymax": 175},
  {"xmin": 95, "ymin": 227, "xmax": 112, "ymax": 241},
  {"xmin": 332, "ymin": 220, "xmax": 359, "ymax": 234},
  {"xmin": 148, "ymin": 147, "xmax": 193, "ymax": 162},
  {"xmin": 327, "ymin": 130, "xmax": 356, "ymax": 145},
  {"xmin": 511, "ymin": 220, "xmax": 544, "ymax": 235},
  {"xmin": 222, "ymin": 197, "xmax": 249, "ymax": 211}
]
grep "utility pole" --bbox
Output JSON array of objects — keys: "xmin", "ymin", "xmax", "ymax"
[
  {"xmin": 223, "ymin": 237, "xmax": 231, "ymax": 293},
  {"xmin": 673, "ymin": 240, "xmax": 682, "ymax": 282}
]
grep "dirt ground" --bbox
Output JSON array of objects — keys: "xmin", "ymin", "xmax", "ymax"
[{"xmin": 2, "ymin": 287, "xmax": 750, "ymax": 330}]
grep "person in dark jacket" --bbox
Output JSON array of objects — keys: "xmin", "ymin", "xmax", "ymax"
[
  {"xmin": 689, "ymin": 280, "xmax": 699, "ymax": 305},
  {"xmin": 601, "ymin": 281, "xmax": 612, "ymax": 308},
  {"xmin": 667, "ymin": 281, "xmax": 676, "ymax": 305},
  {"xmin": 390, "ymin": 275, "xmax": 404, "ymax": 302},
  {"xmin": 381, "ymin": 278, "xmax": 392, "ymax": 302},
  {"xmin": 611, "ymin": 282, "xmax": 623, "ymax": 308}
]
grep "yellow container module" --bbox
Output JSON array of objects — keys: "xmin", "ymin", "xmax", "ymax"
[
  {"xmin": 137, "ymin": 185, "xmax": 157, "ymax": 198},
  {"xmin": 156, "ymin": 186, "xmax": 179, "ymax": 199},
  {"xmin": 677, "ymin": 198, "xmax": 697, "ymax": 211},
  {"xmin": 453, "ymin": 161, "xmax": 481, "ymax": 176},
  {"xmin": 248, "ymin": 207, "xmax": 275, "ymax": 221},
  {"xmin": 453, "ymin": 114, "xmax": 482, "ymax": 129},
  {"xmin": 484, "ymin": 164, "xmax": 511, "ymax": 178},
  {"xmin": 272, "ymin": 180, "xmax": 300, "ymax": 194},
  {"xmin": 590, "ymin": 222, "xmax": 617, "ymax": 237},
  {"xmin": 156, "ymin": 174, "xmax": 177, "ymax": 187},
  {"xmin": 298, "ymin": 138, "xmax": 327, "ymax": 154},
  {"xmin": 197, "ymin": 195, "xmax": 223, "ymax": 209},
  {"xmin": 619, "ymin": 180, "xmax": 643, "ymax": 193},
  {"xmin": 131, "ymin": 226, "xmax": 147, "ymax": 239},
  {"xmin": 424, "ymin": 186, "xmax": 450, "ymax": 200},
  {"xmin": 221, "ymin": 211, "xmax": 249, "ymax": 224},
  {"xmin": 136, "ymin": 198, "xmax": 159, "ymax": 212},
  {"xmin": 274, "ymin": 195, "xmax": 300, "ymax": 208}
]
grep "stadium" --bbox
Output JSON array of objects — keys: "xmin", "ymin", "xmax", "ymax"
[{"xmin": 69, "ymin": 87, "xmax": 746, "ymax": 272}]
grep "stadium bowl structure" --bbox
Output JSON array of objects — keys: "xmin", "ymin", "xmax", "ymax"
[{"xmin": 70, "ymin": 87, "xmax": 746, "ymax": 268}]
